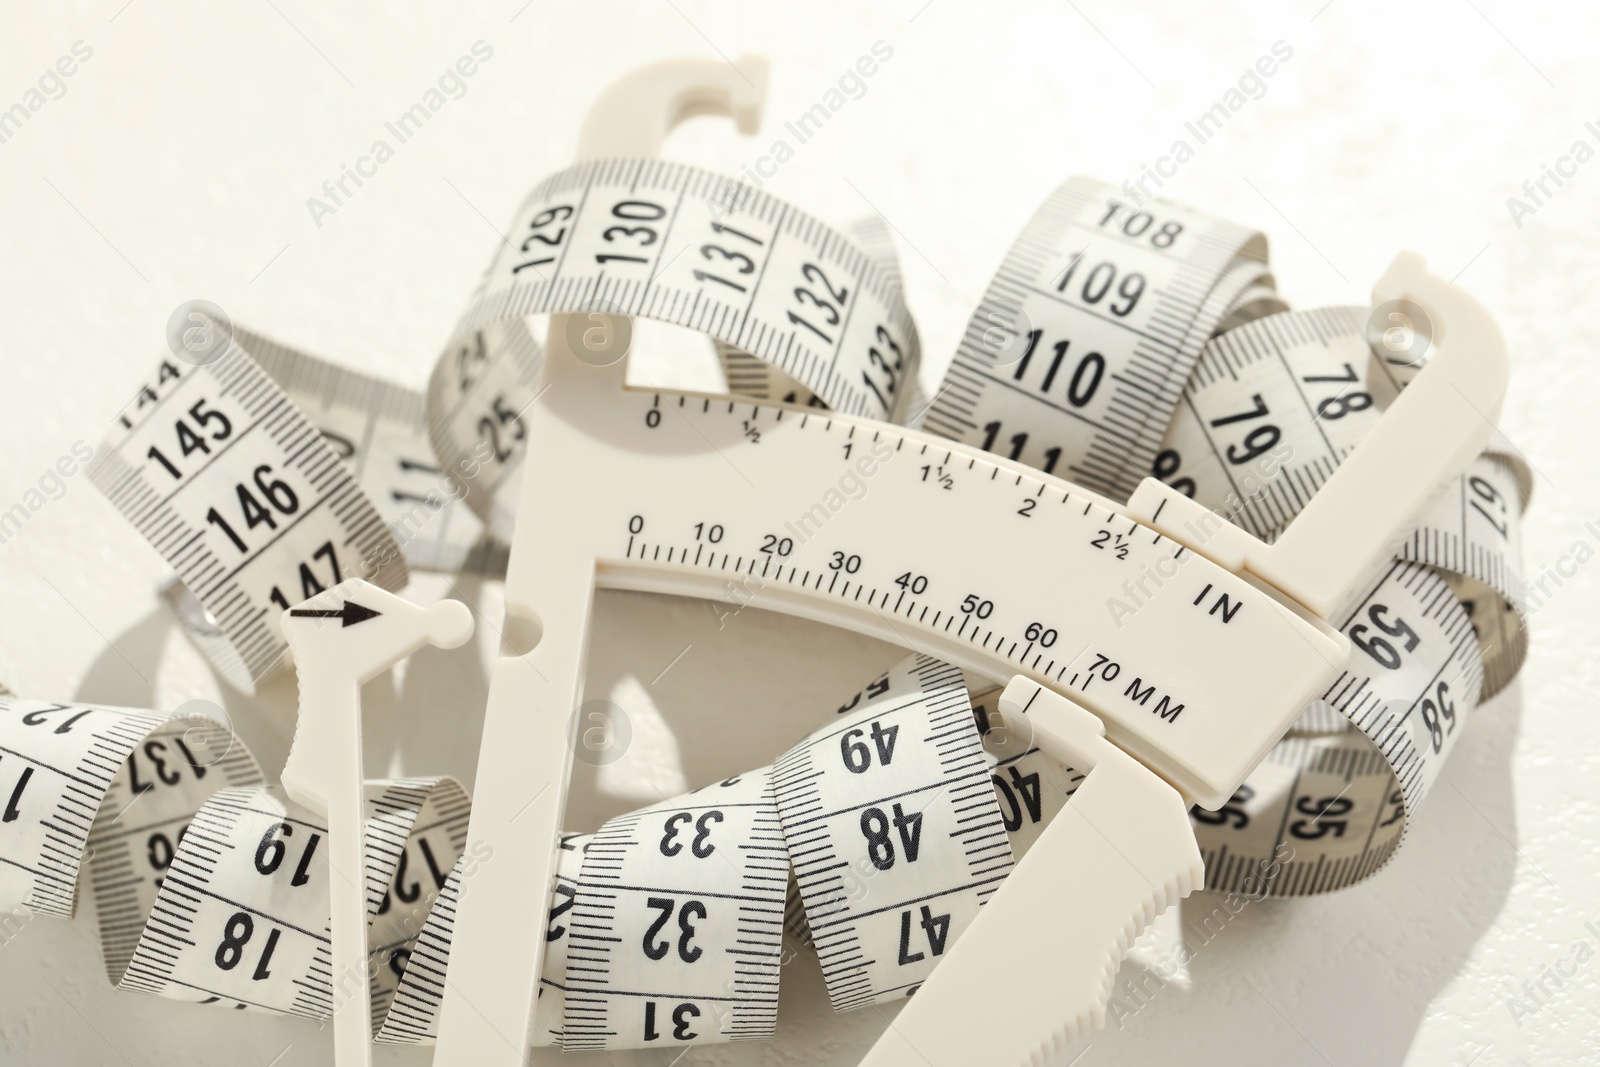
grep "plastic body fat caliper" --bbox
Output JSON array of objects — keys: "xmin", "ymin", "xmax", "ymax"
[{"xmin": 411, "ymin": 58, "xmax": 1510, "ymax": 1067}]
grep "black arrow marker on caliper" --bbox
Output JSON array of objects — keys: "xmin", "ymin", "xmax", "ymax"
[{"xmin": 288, "ymin": 602, "xmax": 382, "ymax": 627}]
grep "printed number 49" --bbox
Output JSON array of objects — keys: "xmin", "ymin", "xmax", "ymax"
[{"xmin": 840, "ymin": 720, "xmax": 898, "ymax": 773}]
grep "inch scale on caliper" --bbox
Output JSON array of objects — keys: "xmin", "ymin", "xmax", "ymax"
[{"xmin": 430, "ymin": 58, "xmax": 1509, "ymax": 1067}]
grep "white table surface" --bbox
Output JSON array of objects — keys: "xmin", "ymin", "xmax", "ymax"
[{"xmin": 1, "ymin": 1, "xmax": 1596, "ymax": 1065}]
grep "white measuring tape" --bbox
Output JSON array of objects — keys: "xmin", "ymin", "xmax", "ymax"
[
  {"xmin": 716, "ymin": 213, "xmax": 914, "ymax": 413},
  {"xmin": 773, "ymin": 656, "xmax": 1011, "ymax": 1012},
  {"xmin": 424, "ymin": 159, "xmax": 921, "ymax": 543},
  {"xmin": 0, "ymin": 691, "xmax": 471, "ymax": 1018},
  {"xmin": 462, "ymin": 158, "xmax": 921, "ymax": 422},
  {"xmin": 1116, "ymin": 305, "xmax": 1530, "ymax": 893},
  {"xmin": 379, "ymin": 652, "xmax": 1016, "ymax": 1051},
  {"xmin": 86, "ymin": 324, "xmax": 520, "ymax": 695},
  {"xmin": 559, "ymin": 764, "xmax": 785, "ymax": 1048},
  {"xmin": 920, "ymin": 175, "xmax": 1271, "ymax": 499},
  {"xmin": 239, "ymin": 328, "xmax": 508, "ymax": 578},
  {"xmin": 0, "ymin": 650, "xmax": 1033, "ymax": 1050},
  {"xmin": 87, "ymin": 338, "xmax": 411, "ymax": 694},
  {"xmin": 9, "ymin": 56, "xmax": 1523, "ymax": 1067}
]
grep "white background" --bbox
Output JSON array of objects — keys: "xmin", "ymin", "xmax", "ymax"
[{"xmin": 1, "ymin": 1, "xmax": 1597, "ymax": 1065}]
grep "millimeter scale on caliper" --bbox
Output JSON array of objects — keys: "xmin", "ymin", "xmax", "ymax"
[{"xmin": 405, "ymin": 58, "xmax": 1511, "ymax": 1067}]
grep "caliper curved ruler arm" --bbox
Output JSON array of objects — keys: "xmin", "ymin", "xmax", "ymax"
[{"xmin": 433, "ymin": 59, "xmax": 1509, "ymax": 1067}]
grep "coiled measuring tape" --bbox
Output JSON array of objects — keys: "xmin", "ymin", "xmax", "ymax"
[
  {"xmin": 85, "ymin": 326, "xmax": 522, "ymax": 695},
  {"xmin": 86, "ymin": 338, "xmax": 407, "ymax": 694},
  {"xmin": 15, "ymin": 56, "xmax": 1521, "ymax": 1066},
  {"xmin": 717, "ymin": 213, "xmax": 911, "ymax": 413},
  {"xmin": 0, "ymin": 652, "xmax": 1030, "ymax": 1050},
  {"xmin": 239, "ymin": 329, "xmax": 509, "ymax": 579},
  {"xmin": 384, "ymin": 655, "xmax": 1013, "ymax": 1049},
  {"xmin": 1110, "ymin": 303, "xmax": 1529, "ymax": 893},
  {"xmin": 425, "ymin": 158, "xmax": 921, "ymax": 543},
  {"xmin": 920, "ymin": 175, "xmax": 1271, "ymax": 499},
  {"xmin": 0, "ymin": 692, "xmax": 470, "ymax": 1020}
]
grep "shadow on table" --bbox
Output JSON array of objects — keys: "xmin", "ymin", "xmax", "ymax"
[{"xmin": 1059, "ymin": 682, "xmax": 1526, "ymax": 1067}]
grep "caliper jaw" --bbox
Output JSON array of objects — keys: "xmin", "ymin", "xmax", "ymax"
[
  {"xmin": 1128, "ymin": 251, "xmax": 1510, "ymax": 621},
  {"xmin": 863, "ymin": 678, "xmax": 1202, "ymax": 1067}
]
